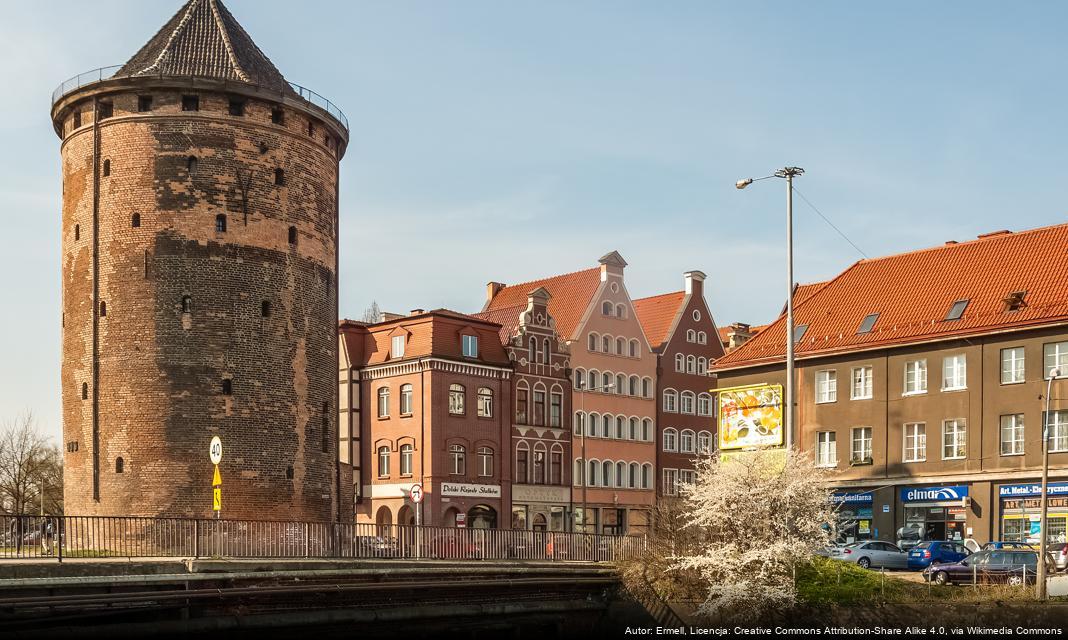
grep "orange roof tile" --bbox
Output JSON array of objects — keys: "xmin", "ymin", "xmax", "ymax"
[
  {"xmin": 471, "ymin": 304, "xmax": 525, "ymax": 345},
  {"xmin": 633, "ymin": 291, "xmax": 686, "ymax": 351},
  {"xmin": 339, "ymin": 309, "xmax": 510, "ymax": 367},
  {"xmin": 482, "ymin": 267, "xmax": 602, "ymax": 340},
  {"xmin": 715, "ymin": 223, "xmax": 1068, "ymax": 370}
]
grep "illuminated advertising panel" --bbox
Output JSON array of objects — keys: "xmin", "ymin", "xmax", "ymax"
[{"xmin": 717, "ymin": 383, "xmax": 784, "ymax": 451}]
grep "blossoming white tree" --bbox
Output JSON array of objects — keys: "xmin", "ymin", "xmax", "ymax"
[{"xmin": 671, "ymin": 448, "xmax": 835, "ymax": 621}]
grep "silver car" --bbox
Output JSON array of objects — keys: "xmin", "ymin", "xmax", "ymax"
[
  {"xmin": 1047, "ymin": 543, "xmax": 1068, "ymax": 572},
  {"xmin": 830, "ymin": 541, "xmax": 908, "ymax": 569}
]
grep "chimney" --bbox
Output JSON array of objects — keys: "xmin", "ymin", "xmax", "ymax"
[
  {"xmin": 381, "ymin": 312, "xmax": 404, "ymax": 321},
  {"xmin": 726, "ymin": 322, "xmax": 755, "ymax": 350},
  {"xmin": 486, "ymin": 282, "xmax": 506, "ymax": 303},
  {"xmin": 409, "ymin": 309, "xmax": 425, "ymax": 316},
  {"xmin": 684, "ymin": 270, "xmax": 707, "ymax": 296}
]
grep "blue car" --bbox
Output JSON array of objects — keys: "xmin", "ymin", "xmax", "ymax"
[{"xmin": 907, "ymin": 540, "xmax": 970, "ymax": 570}]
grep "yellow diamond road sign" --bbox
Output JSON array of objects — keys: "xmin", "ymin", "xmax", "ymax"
[{"xmin": 213, "ymin": 465, "xmax": 222, "ymax": 487}]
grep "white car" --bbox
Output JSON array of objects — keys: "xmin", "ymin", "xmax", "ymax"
[{"xmin": 829, "ymin": 541, "xmax": 908, "ymax": 569}]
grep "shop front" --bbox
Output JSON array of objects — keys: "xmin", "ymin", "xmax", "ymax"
[
  {"xmin": 998, "ymin": 482, "xmax": 1068, "ymax": 545},
  {"xmin": 898, "ymin": 485, "xmax": 970, "ymax": 549},
  {"xmin": 438, "ymin": 482, "xmax": 502, "ymax": 528},
  {"xmin": 830, "ymin": 491, "xmax": 874, "ymax": 543},
  {"xmin": 510, "ymin": 485, "xmax": 569, "ymax": 532}
]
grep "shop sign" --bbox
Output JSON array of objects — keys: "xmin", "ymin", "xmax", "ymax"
[
  {"xmin": 830, "ymin": 491, "xmax": 874, "ymax": 504},
  {"xmin": 440, "ymin": 482, "xmax": 502, "ymax": 498},
  {"xmin": 511, "ymin": 484, "xmax": 569, "ymax": 503},
  {"xmin": 999, "ymin": 482, "xmax": 1068, "ymax": 498},
  {"xmin": 899, "ymin": 485, "xmax": 969, "ymax": 502}
]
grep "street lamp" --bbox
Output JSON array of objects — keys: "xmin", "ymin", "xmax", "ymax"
[
  {"xmin": 577, "ymin": 378, "xmax": 614, "ymax": 533},
  {"xmin": 736, "ymin": 167, "xmax": 805, "ymax": 452},
  {"xmin": 1038, "ymin": 366, "xmax": 1064, "ymax": 599}
]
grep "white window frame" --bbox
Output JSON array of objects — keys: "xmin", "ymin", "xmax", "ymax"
[
  {"xmin": 680, "ymin": 391, "xmax": 695, "ymax": 415},
  {"xmin": 462, "ymin": 334, "xmax": 479, "ymax": 358},
  {"xmin": 903, "ymin": 422, "xmax": 926, "ymax": 463},
  {"xmin": 815, "ymin": 431, "xmax": 837, "ymax": 467},
  {"xmin": 1044, "ymin": 341, "xmax": 1068, "ymax": 379},
  {"xmin": 400, "ymin": 444, "xmax": 413, "ymax": 476},
  {"xmin": 1050, "ymin": 410, "xmax": 1068, "ymax": 453},
  {"xmin": 663, "ymin": 428, "xmax": 678, "ymax": 452},
  {"xmin": 904, "ymin": 359, "xmax": 927, "ymax": 395},
  {"xmin": 1000, "ymin": 414, "xmax": 1024, "ymax": 456},
  {"xmin": 662, "ymin": 468, "xmax": 679, "ymax": 496},
  {"xmin": 1000, "ymin": 347, "xmax": 1025, "ymax": 385},
  {"xmin": 391, "ymin": 335, "xmax": 405, "ymax": 358},
  {"xmin": 851, "ymin": 366, "xmax": 873, "ymax": 400},
  {"xmin": 942, "ymin": 354, "xmax": 967, "ymax": 391},
  {"xmin": 399, "ymin": 384, "xmax": 413, "ymax": 415},
  {"xmin": 663, "ymin": 390, "xmax": 678, "ymax": 413},
  {"xmin": 815, "ymin": 369, "xmax": 837, "ymax": 404},
  {"xmin": 942, "ymin": 419, "xmax": 966, "ymax": 460},
  {"xmin": 851, "ymin": 426, "xmax": 872, "ymax": 463},
  {"xmin": 680, "ymin": 429, "xmax": 695, "ymax": 454},
  {"xmin": 377, "ymin": 387, "xmax": 389, "ymax": 418}
]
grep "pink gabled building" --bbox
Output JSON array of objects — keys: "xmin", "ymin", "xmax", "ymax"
[{"xmin": 484, "ymin": 252, "xmax": 657, "ymax": 535}]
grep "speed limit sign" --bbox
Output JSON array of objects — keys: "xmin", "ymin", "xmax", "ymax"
[
  {"xmin": 409, "ymin": 483, "xmax": 424, "ymax": 504},
  {"xmin": 209, "ymin": 436, "xmax": 223, "ymax": 465}
]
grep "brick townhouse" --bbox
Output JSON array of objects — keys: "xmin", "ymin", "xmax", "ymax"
[{"xmin": 713, "ymin": 223, "xmax": 1068, "ymax": 548}]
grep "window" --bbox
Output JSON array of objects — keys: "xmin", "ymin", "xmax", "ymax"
[
  {"xmin": 543, "ymin": 338, "xmax": 550, "ymax": 363},
  {"xmin": 81, "ymin": 382, "xmax": 89, "ymax": 400},
  {"xmin": 550, "ymin": 448, "xmax": 563, "ymax": 485},
  {"xmin": 697, "ymin": 357, "xmax": 707, "ymax": 375},
  {"xmin": 602, "ymin": 461, "xmax": 613, "ymax": 487},
  {"xmin": 588, "ymin": 460, "xmax": 599, "ymax": 487},
  {"xmin": 75, "ymin": 224, "xmax": 80, "ymax": 241},
  {"xmin": 616, "ymin": 416, "xmax": 626, "ymax": 439},
  {"xmin": 642, "ymin": 418, "xmax": 652, "ymax": 441},
  {"xmin": 692, "ymin": 309, "xmax": 702, "ymax": 322},
  {"xmin": 517, "ymin": 445, "xmax": 529, "ymax": 483},
  {"xmin": 697, "ymin": 393, "xmax": 712, "ymax": 416},
  {"xmin": 629, "ymin": 417, "xmax": 639, "ymax": 440},
  {"xmin": 221, "ymin": 379, "xmax": 232, "ymax": 395},
  {"xmin": 942, "ymin": 354, "xmax": 967, "ymax": 390},
  {"xmin": 377, "ymin": 446, "xmax": 390, "ymax": 477},
  {"xmin": 642, "ymin": 463, "xmax": 652, "ymax": 489},
  {"xmin": 616, "ymin": 374, "xmax": 626, "ymax": 394},
  {"xmin": 288, "ymin": 226, "xmax": 298, "ymax": 245},
  {"xmin": 1001, "ymin": 347, "xmax": 1025, "ymax": 384},
  {"xmin": 944, "ymin": 299, "xmax": 969, "ymax": 321},
  {"xmin": 516, "ymin": 388, "xmax": 528, "ymax": 424},
  {"xmin": 274, "ymin": 168, "xmax": 285, "ymax": 186},
  {"xmin": 815, "ymin": 370, "xmax": 837, "ymax": 403},
  {"xmin": 602, "ymin": 414, "xmax": 612, "ymax": 438},
  {"xmin": 131, "ymin": 213, "xmax": 140, "ymax": 228},
  {"xmin": 851, "ymin": 427, "xmax": 872, "ymax": 463},
  {"xmin": 697, "ymin": 431, "xmax": 712, "ymax": 454},
  {"xmin": 400, "ymin": 444, "xmax": 413, "ymax": 475},
  {"xmin": 857, "ymin": 313, "xmax": 879, "ymax": 334},
  {"xmin": 616, "ymin": 337, "xmax": 625, "ymax": 355},
  {"xmin": 904, "ymin": 423, "xmax": 926, "ymax": 462},
  {"xmin": 286, "ymin": 466, "xmax": 294, "ymax": 479},
  {"xmin": 102, "ymin": 159, "xmax": 110, "ymax": 177},
  {"xmin": 663, "ymin": 469, "xmax": 679, "ymax": 496},
  {"xmin": 574, "ymin": 368, "xmax": 585, "ymax": 391},
  {"xmin": 573, "ymin": 458, "xmax": 583, "ymax": 486},
  {"xmin": 851, "ymin": 366, "xmax": 873, "ymax": 400},
  {"xmin": 816, "ymin": 431, "xmax": 837, "ymax": 467},
  {"xmin": 377, "ymin": 387, "xmax": 390, "ymax": 417},
  {"xmin": 793, "ymin": 324, "xmax": 809, "ymax": 343},
  {"xmin": 680, "ymin": 430, "xmax": 695, "ymax": 453},
  {"xmin": 628, "ymin": 462, "xmax": 639, "ymax": 488},
  {"xmin": 534, "ymin": 446, "xmax": 546, "ymax": 484},
  {"xmin": 642, "ymin": 378, "xmax": 652, "ymax": 398},
  {"xmin": 588, "ymin": 333, "xmax": 598, "ymax": 351},
  {"xmin": 675, "ymin": 354, "xmax": 684, "ymax": 372},
  {"xmin": 1000, "ymin": 414, "xmax": 1024, "ymax": 456},
  {"xmin": 602, "ymin": 301, "xmax": 613, "ymax": 315},
  {"xmin": 215, "ymin": 213, "xmax": 227, "ymax": 232},
  {"xmin": 187, "ymin": 155, "xmax": 198, "ymax": 174},
  {"xmin": 616, "ymin": 304, "xmax": 625, "ymax": 318},
  {"xmin": 663, "ymin": 389, "xmax": 678, "ymax": 413},
  {"xmin": 73, "ymin": 111, "xmax": 81, "ymax": 128},
  {"xmin": 448, "ymin": 384, "xmax": 465, "ymax": 415},
  {"xmin": 462, "ymin": 334, "xmax": 479, "ymax": 357},
  {"xmin": 630, "ymin": 340, "xmax": 639, "ymax": 357},
  {"xmin": 261, "ymin": 300, "xmax": 273, "ymax": 317},
  {"xmin": 478, "ymin": 447, "xmax": 494, "ymax": 477},
  {"xmin": 602, "ymin": 335, "xmax": 610, "ymax": 353},
  {"xmin": 629, "ymin": 375, "xmax": 639, "ymax": 396},
  {"xmin": 663, "ymin": 428, "xmax": 678, "ymax": 452},
  {"xmin": 400, "ymin": 384, "xmax": 413, "ymax": 415},
  {"xmin": 1048, "ymin": 411, "xmax": 1068, "ymax": 453},
  {"xmin": 686, "ymin": 355, "xmax": 696, "ymax": 374},
  {"xmin": 477, "ymin": 387, "xmax": 493, "ymax": 417},
  {"xmin": 181, "ymin": 95, "xmax": 199, "ymax": 111},
  {"xmin": 391, "ymin": 335, "xmax": 405, "ymax": 358},
  {"xmin": 602, "ymin": 372, "xmax": 611, "ymax": 391},
  {"xmin": 680, "ymin": 391, "xmax": 695, "ymax": 414},
  {"xmin": 114, "ymin": 457, "xmax": 124, "ymax": 474},
  {"xmin": 549, "ymin": 391, "xmax": 562, "ymax": 427},
  {"xmin": 574, "ymin": 412, "xmax": 585, "ymax": 436},
  {"xmin": 228, "ymin": 98, "xmax": 245, "ymax": 116},
  {"xmin": 686, "ymin": 329, "xmax": 696, "ymax": 343},
  {"xmin": 1045, "ymin": 341, "xmax": 1068, "ymax": 379},
  {"xmin": 137, "ymin": 95, "xmax": 153, "ymax": 112},
  {"xmin": 181, "ymin": 295, "xmax": 192, "ymax": 313},
  {"xmin": 449, "ymin": 445, "xmax": 466, "ymax": 475},
  {"xmin": 99, "ymin": 301, "xmax": 107, "ymax": 317},
  {"xmin": 904, "ymin": 360, "xmax": 927, "ymax": 394},
  {"xmin": 698, "ymin": 331, "xmax": 707, "ymax": 344},
  {"xmin": 271, "ymin": 107, "xmax": 284, "ymax": 124},
  {"xmin": 532, "ymin": 389, "xmax": 545, "ymax": 426},
  {"xmin": 942, "ymin": 419, "xmax": 966, "ymax": 459},
  {"xmin": 529, "ymin": 337, "xmax": 537, "ymax": 363}
]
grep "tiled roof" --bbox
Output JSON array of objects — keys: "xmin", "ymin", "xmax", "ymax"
[
  {"xmin": 482, "ymin": 268, "xmax": 602, "ymax": 340},
  {"xmin": 714, "ymin": 223, "xmax": 1068, "ymax": 370},
  {"xmin": 633, "ymin": 291, "xmax": 686, "ymax": 351},
  {"xmin": 339, "ymin": 309, "xmax": 510, "ymax": 367},
  {"xmin": 471, "ymin": 304, "xmax": 525, "ymax": 345},
  {"xmin": 117, "ymin": 0, "xmax": 289, "ymax": 91},
  {"xmin": 717, "ymin": 323, "xmax": 768, "ymax": 346}
]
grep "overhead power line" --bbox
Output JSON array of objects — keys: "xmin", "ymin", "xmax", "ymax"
[{"xmin": 791, "ymin": 186, "xmax": 869, "ymax": 259}]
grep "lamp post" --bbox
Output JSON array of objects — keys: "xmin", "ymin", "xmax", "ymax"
[
  {"xmin": 578, "ymin": 378, "xmax": 613, "ymax": 533},
  {"xmin": 1038, "ymin": 366, "xmax": 1064, "ymax": 600},
  {"xmin": 736, "ymin": 167, "xmax": 804, "ymax": 452}
]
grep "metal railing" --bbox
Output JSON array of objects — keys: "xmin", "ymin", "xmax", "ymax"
[
  {"xmin": 50, "ymin": 67, "xmax": 349, "ymax": 130},
  {"xmin": 0, "ymin": 515, "xmax": 644, "ymax": 563}
]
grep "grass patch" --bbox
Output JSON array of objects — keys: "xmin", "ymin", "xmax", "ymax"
[{"xmin": 797, "ymin": 556, "xmax": 943, "ymax": 605}]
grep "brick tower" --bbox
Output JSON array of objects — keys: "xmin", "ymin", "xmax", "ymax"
[{"xmin": 50, "ymin": 0, "xmax": 348, "ymax": 520}]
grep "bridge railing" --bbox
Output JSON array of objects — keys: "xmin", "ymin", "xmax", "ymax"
[{"xmin": 0, "ymin": 515, "xmax": 645, "ymax": 563}]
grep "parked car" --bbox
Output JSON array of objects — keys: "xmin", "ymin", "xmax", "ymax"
[
  {"xmin": 907, "ymin": 540, "xmax": 970, "ymax": 570},
  {"xmin": 1047, "ymin": 543, "xmax": 1068, "ymax": 572},
  {"xmin": 355, "ymin": 535, "xmax": 396, "ymax": 557},
  {"xmin": 923, "ymin": 549, "xmax": 1055, "ymax": 586},
  {"xmin": 427, "ymin": 534, "xmax": 482, "ymax": 560},
  {"xmin": 980, "ymin": 541, "xmax": 1035, "ymax": 551},
  {"xmin": 829, "ymin": 541, "xmax": 907, "ymax": 569}
]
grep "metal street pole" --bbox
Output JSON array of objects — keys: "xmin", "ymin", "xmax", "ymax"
[
  {"xmin": 1038, "ymin": 367, "xmax": 1063, "ymax": 600},
  {"xmin": 784, "ymin": 171, "xmax": 796, "ymax": 452}
]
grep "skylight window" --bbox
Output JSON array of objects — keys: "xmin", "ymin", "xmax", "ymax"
[
  {"xmin": 793, "ymin": 324, "xmax": 809, "ymax": 343},
  {"xmin": 1003, "ymin": 290, "xmax": 1028, "ymax": 312},
  {"xmin": 857, "ymin": 313, "xmax": 879, "ymax": 335},
  {"xmin": 944, "ymin": 299, "xmax": 970, "ymax": 322}
]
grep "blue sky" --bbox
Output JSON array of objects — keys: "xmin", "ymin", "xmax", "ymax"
[{"xmin": 2, "ymin": 0, "xmax": 1066, "ymax": 442}]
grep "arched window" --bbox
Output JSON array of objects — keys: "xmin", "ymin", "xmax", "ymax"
[
  {"xmin": 663, "ymin": 389, "xmax": 678, "ymax": 413},
  {"xmin": 215, "ymin": 213, "xmax": 227, "ymax": 232},
  {"xmin": 642, "ymin": 463, "xmax": 652, "ymax": 489},
  {"xmin": 549, "ymin": 388, "xmax": 563, "ymax": 427},
  {"xmin": 681, "ymin": 391, "xmax": 696, "ymax": 414},
  {"xmin": 698, "ymin": 393, "xmax": 712, "ymax": 416},
  {"xmin": 616, "ymin": 304, "xmax": 625, "ymax": 318},
  {"xmin": 274, "ymin": 168, "xmax": 286, "ymax": 186},
  {"xmin": 516, "ymin": 381, "xmax": 528, "ymax": 424},
  {"xmin": 221, "ymin": 379, "xmax": 232, "ymax": 395},
  {"xmin": 629, "ymin": 375, "xmax": 639, "ymax": 396},
  {"xmin": 697, "ymin": 357, "xmax": 707, "ymax": 375},
  {"xmin": 616, "ymin": 337, "xmax": 625, "ymax": 355},
  {"xmin": 588, "ymin": 369, "xmax": 599, "ymax": 391},
  {"xmin": 101, "ymin": 159, "xmax": 111, "ymax": 177},
  {"xmin": 187, "ymin": 156, "xmax": 197, "ymax": 174},
  {"xmin": 448, "ymin": 384, "xmax": 465, "ymax": 415},
  {"xmin": 542, "ymin": 338, "xmax": 550, "ymax": 364},
  {"xmin": 642, "ymin": 377, "xmax": 652, "ymax": 398},
  {"xmin": 115, "ymin": 457, "xmax": 124, "ymax": 474},
  {"xmin": 588, "ymin": 459, "xmax": 599, "ymax": 487},
  {"xmin": 629, "ymin": 417, "xmax": 638, "ymax": 440},
  {"xmin": 588, "ymin": 332, "xmax": 598, "ymax": 351},
  {"xmin": 181, "ymin": 295, "xmax": 192, "ymax": 313},
  {"xmin": 588, "ymin": 413, "xmax": 600, "ymax": 437},
  {"xmin": 476, "ymin": 387, "xmax": 493, "ymax": 417},
  {"xmin": 529, "ymin": 336, "xmax": 537, "ymax": 363},
  {"xmin": 675, "ymin": 354, "xmax": 684, "ymax": 372},
  {"xmin": 377, "ymin": 446, "xmax": 390, "ymax": 477},
  {"xmin": 663, "ymin": 428, "xmax": 678, "ymax": 452},
  {"xmin": 99, "ymin": 301, "xmax": 107, "ymax": 317},
  {"xmin": 602, "ymin": 371, "xmax": 611, "ymax": 391},
  {"xmin": 517, "ymin": 442, "xmax": 530, "ymax": 483},
  {"xmin": 681, "ymin": 429, "xmax": 695, "ymax": 453},
  {"xmin": 449, "ymin": 444, "xmax": 466, "ymax": 475},
  {"xmin": 131, "ymin": 213, "xmax": 140, "ymax": 228},
  {"xmin": 642, "ymin": 418, "xmax": 652, "ymax": 442},
  {"xmin": 288, "ymin": 226, "xmax": 298, "ymax": 245},
  {"xmin": 686, "ymin": 329, "xmax": 696, "ymax": 342},
  {"xmin": 697, "ymin": 431, "xmax": 712, "ymax": 455},
  {"xmin": 616, "ymin": 374, "xmax": 626, "ymax": 394},
  {"xmin": 532, "ymin": 384, "xmax": 546, "ymax": 426},
  {"xmin": 261, "ymin": 300, "xmax": 271, "ymax": 318},
  {"xmin": 602, "ymin": 460, "xmax": 613, "ymax": 488},
  {"xmin": 602, "ymin": 301, "xmax": 613, "ymax": 315},
  {"xmin": 629, "ymin": 339, "xmax": 639, "ymax": 357},
  {"xmin": 629, "ymin": 462, "xmax": 639, "ymax": 488},
  {"xmin": 574, "ymin": 368, "xmax": 585, "ymax": 390},
  {"xmin": 601, "ymin": 335, "xmax": 611, "ymax": 353},
  {"xmin": 602, "ymin": 414, "xmax": 613, "ymax": 439},
  {"xmin": 81, "ymin": 382, "xmax": 88, "ymax": 400},
  {"xmin": 533, "ymin": 443, "xmax": 546, "ymax": 484},
  {"xmin": 616, "ymin": 461, "xmax": 626, "ymax": 488},
  {"xmin": 698, "ymin": 331, "xmax": 707, "ymax": 344},
  {"xmin": 550, "ymin": 444, "xmax": 564, "ymax": 485},
  {"xmin": 616, "ymin": 415, "xmax": 626, "ymax": 439},
  {"xmin": 574, "ymin": 459, "xmax": 584, "ymax": 486},
  {"xmin": 377, "ymin": 387, "xmax": 390, "ymax": 417},
  {"xmin": 686, "ymin": 355, "xmax": 696, "ymax": 374},
  {"xmin": 573, "ymin": 411, "xmax": 585, "ymax": 436},
  {"xmin": 400, "ymin": 444, "xmax": 413, "ymax": 475},
  {"xmin": 400, "ymin": 383, "xmax": 413, "ymax": 414},
  {"xmin": 478, "ymin": 446, "xmax": 494, "ymax": 477}
]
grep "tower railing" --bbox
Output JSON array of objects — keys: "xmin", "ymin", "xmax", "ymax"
[{"xmin": 50, "ymin": 67, "xmax": 349, "ymax": 130}]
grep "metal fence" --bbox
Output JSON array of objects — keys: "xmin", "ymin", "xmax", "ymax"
[{"xmin": 0, "ymin": 515, "xmax": 644, "ymax": 563}]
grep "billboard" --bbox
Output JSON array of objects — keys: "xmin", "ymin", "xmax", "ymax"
[{"xmin": 717, "ymin": 383, "xmax": 784, "ymax": 451}]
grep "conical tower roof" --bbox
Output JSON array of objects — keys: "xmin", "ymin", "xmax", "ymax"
[{"xmin": 116, "ymin": 0, "xmax": 288, "ymax": 91}]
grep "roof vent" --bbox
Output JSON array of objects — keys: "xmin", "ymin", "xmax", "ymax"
[
  {"xmin": 945, "ymin": 240, "xmax": 958, "ymax": 245},
  {"xmin": 857, "ymin": 313, "xmax": 879, "ymax": 334},
  {"xmin": 1003, "ymin": 290, "xmax": 1028, "ymax": 312},
  {"xmin": 409, "ymin": 309, "xmax": 425, "ymax": 316},
  {"xmin": 944, "ymin": 298, "xmax": 970, "ymax": 322},
  {"xmin": 978, "ymin": 229, "xmax": 1012, "ymax": 239}
]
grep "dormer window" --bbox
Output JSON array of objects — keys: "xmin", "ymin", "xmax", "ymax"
[
  {"xmin": 1003, "ymin": 290, "xmax": 1028, "ymax": 312},
  {"xmin": 391, "ymin": 335, "xmax": 405, "ymax": 358},
  {"xmin": 857, "ymin": 313, "xmax": 879, "ymax": 334},
  {"xmin": 944, "ymin": 298, "xmax": 969, "ymax": 322},
  {"xmin": 462, "ymin": 334, "xmax": 479, "ymax": 358}
]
